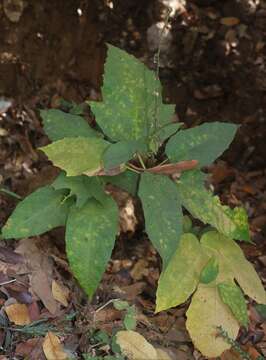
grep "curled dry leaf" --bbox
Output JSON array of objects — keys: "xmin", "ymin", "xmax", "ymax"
[
  {"xmin": 43, "ymin": 332, "xmax": 68, "ymax": 360},
  {"xmin": 5, "ymin": 303, "xmax": 31, "ymax": 325},
  {"xmin": 116, "ymin": 330, "xmax": 158, "ymax": 360},
  {"xmin": 52, "ymin": 280, "xmax": 69, "ymax": 307}
]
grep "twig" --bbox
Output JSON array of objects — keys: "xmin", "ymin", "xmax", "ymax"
[
  {"xmin": 0, "ymin": 279, "xmax": 16, "ymax": 286},
  {"xmin": 0, "ymin": 188, "xmax": 22, "ymax": 200},
  {"xmin": 152, "ymin": 7, "xmax": 172, "ymax": 132}
]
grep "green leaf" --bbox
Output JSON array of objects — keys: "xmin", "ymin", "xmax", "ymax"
[
  {"xmin": 139, "ymin": 173, "xmax": 182, "ymax": 266},
  {"xmin": 166, "ymin": 122, "xmax": 238, "ymax": 166},
  {"xmin": 182, "ymin": 215, "xmax": 192, "ymax": 233},
  {"xmin": 52, "ymin": 172, "xmax": 93, "ymax": 207},
  {"xmin": 177, "ymin": 170, "xmax": 250, "ymax": 242},
  {"xmin": 113, "ymin": 300, "xmax": 129, "ymax": 311},
  {"xmin": 186, "ymin": 285, "xmax": 239, "ymax": 358},
  {"xmin": 156, "ymin": 233, "xmax": 207, "ymax": 312},
  {"xmin": 218, "ymin": 281, "xmax": 249, "ymax": 328},
  {"xmin": 52, "ymin": 172, "xmax": 107, "ymax": 207},
  {"xmin": 103, "ymin": 140, "xmax": 146, "ymax": 170},
  {"xmin": 40, "ymin": 109, "xmax": 101, "ymax": 141},
  {"xmin": 65, "ymin": 196, "xmax": 118, "ymax": 298},
  {"xmin": 123, "ymin": 306, "xmax": 136, "ymax": 331},
  {"xmin": 89, "ymin": 44, "xmax": 174, "ymax": 142},
  {"xmin": 199, "ymin": 257, "xmax": 219, "ymax": 284},
  {"xmin": 102, "ymin": 171, "xmax": 139, "ymax": 195},
  {"xmin": 201, "ymin": 231, "xmax": 266, "ymax": 304},
  {"xmin": 149, "ymin": 122, "xmax": 182, "ymax": 153},
  {"xmin": 40, "ymin": 137, "xmax": 110, "ymax": 176},
  {"xmin": 2, "ymin": 186, "xmax": 73, "ymax": 239},
  {"xmin": 254, "ymin": 304, "xmax": 266, "ymax": 320}
]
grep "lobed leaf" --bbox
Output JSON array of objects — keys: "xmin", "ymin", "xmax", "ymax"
[
  {"xmin": 2, "ymin": 186, "xmax": 73, "ymax": 239},
  {"xmin": 89, "ymin": 44, "xmax": 175, "ymax": 142},
  {"xmin": 40, "ymin": 109, "xmax": 101, "ymax": 141},
  {"xmin": 40, "ymin": 137, "xmax": 110, "ymax": 176},
  {"xmin": 156, "ymin": 233, "xmax": 207, "ymax": 312},
  {"xmin": 177, "ymin": 170, "xmax": 250, "ymax": 241},
  {"xmin": 218, "ymin": 281, "xmax": 249, "ymax": 328},
  {"xmin": 138, "ymin": 173, "xmax": 182, "ymax": 267},
  {"xmin": 186, "ymin": 285, "xmax": 239, "ymax": 358},
  {"xmin": 52, "ymin": 172, "xmax": 93, "ymax": 208},
  {"xmin": 166, "ymin": 122, "xmax": 238, "ymax": 166},
  {"xmin": 201, "ymin": 231, "xmax": 266, "ymax": 304},
  {"xmin": 65, "ymin": 196, "xmax": 118, "ymax": 298},
  {"xmin": 52, "ymin": 171, "xmax": 107, "ymax": 207}
]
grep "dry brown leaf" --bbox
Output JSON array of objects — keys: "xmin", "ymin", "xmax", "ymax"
[
  {"xmin": 220, "ymin": 17, "xmax": 240, "ymax": 26},
  {"xmin": 130, "ymin": 259, "xmax": 148, "ymax": 280},
  {"xmin": 43, "ymin": 332, "xmax": 68, "ymax": 360},
  {"xmin": 116, "ymin": 330, "xmax": 158, "ymax": 360},
  {"xmin": 5, "ymin": 303, "xmax": 31, "ymax": 325},
  {"xmin": 221, "ymin": 349, "xmax": 242, "ymax": 360},
  {"xmin": 156, "ymin": 348, "xmax": 173, "ymax": 360},
  {"xmin": 52, "ymin": 280, "xmax": 69, "ymax": 307},
  {"xmin": 15, "ymin": 338, "xmax": 42, "ymax": 358},
  {"xmin": 16, "ymin": 239, "xmax": 59, "ymax": 314}
]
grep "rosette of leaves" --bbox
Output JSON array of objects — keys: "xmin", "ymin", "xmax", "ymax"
[{"xmin": 2, "ymin": 45, "xmax": 265, "ymax": 358}]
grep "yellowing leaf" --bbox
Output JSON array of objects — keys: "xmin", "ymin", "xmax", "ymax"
[
  {"xmin": 5, "ymin": 303, "xmax": 31, "ymax": 325},
  {"xmin": 186, "ymin": 285, "xmax": 239, "ymax": 358},
  {"xmin": 177, "ymin": 170, "xmax": 250, "ymax": 242},
  {"xmin": 40, "ymin": 137, "xmax": 109, "ymax": 176},
  {"xmin": 155, "ymin": 348, "xmax": 173, "ymax": 360},
  {"xmin": 201, "ymin": 231, "xmax": 266, "ymax": 304},
  {"xmin": 52, "ymin": 280, "xmax": 69, "ymax": 307},
  {"xmin": 116, "ymin": 330, "xmax": 158, "ymax": 360},
  {"xmin": 43, "ymin": 332, "xmax": 68, "ymax": 360},
  {"xmin": 156, "ymin": 233, "xmax": 207, "ymax": 312}
]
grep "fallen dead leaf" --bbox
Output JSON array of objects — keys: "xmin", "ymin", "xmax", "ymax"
[
  {"xmin": 43, "ymin": 332, "xmax": 68, "ymax": 360},
  {"xmin": 156, "ymin": 348, "xmax": 173, "ymax": 360},
  {"xmin": 15, "ymin": 338, "xmax": 41, "ymax": 358},
  {"xmin": 116, "ymin": 330, "xmax": 158, "ymax": 360},
  {"xmin": 52, "ymin": 280, "xmax": 69, "ymax": 307},
  {"xmin": 5, "ymin": 303, "xmax": 31, "ymax": 325},
  {"xmin": 130, "ymin": 259, "xmax": 149, "ymax": 280},
  {"xmin": 16, "ymin": 239, "xmax": 59, "ymax": 314},
  {"xmin": 220, "ymin": 17, "xmax": 240, "ymax": 26},
  {"xmin": 221, "ymin": 348, "xmax": 242, "ymax": 359}
]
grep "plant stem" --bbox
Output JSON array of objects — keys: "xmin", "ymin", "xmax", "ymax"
[
  {"xmin": 137, "ymin": 153, "xmax": 146, "ymax": 169},
  {"xmin": 0, "ymin": 188, "xmax": 22, "ymax": 200},
  {"xmin": 125, "ymin": 165, "xmax": 141, "ymax": 174}
]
